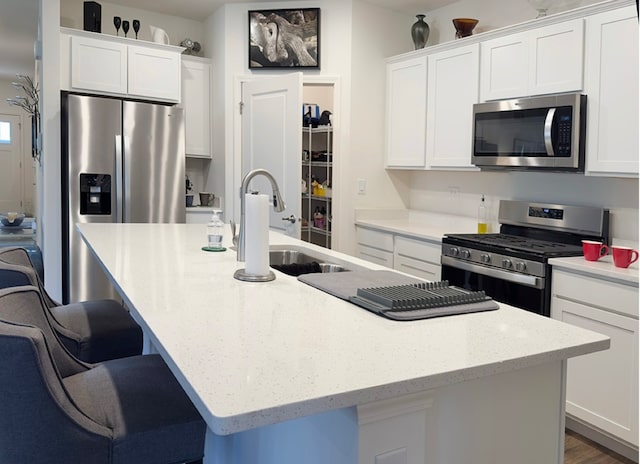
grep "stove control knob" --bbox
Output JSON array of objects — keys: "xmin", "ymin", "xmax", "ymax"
[
  {"xmin": 515, "ymin": 261, "xmax": 527, "ymax": 272},
  {"xmin": 460, "ymin": 249, "xmax": 471, "ymax": 259},
  {"xmin": 449, "ymin": 247, "xmax": 460, "ymax": 257},
  {"xmin": 480, "ymin": 254, "xmax": 491, "ymax": 264},
  {"xmin": 502, "ymin": 259, "xmax": 513, "ymax": 269}
]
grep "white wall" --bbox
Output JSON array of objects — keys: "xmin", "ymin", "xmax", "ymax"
[
  {"xmin": 39, "ymin": 0, "xmax": 62, "ymax": 300},
  {"xmin": 336, "ymin": 0, "xmax": 414, "ymax": 252},
  {"xmin": 60, "ymin": 0, "xmax": 205, "ymax": 50},
  {"xmin": 409, "ymin": 171, "xmax": 639, "ymax": 244}
]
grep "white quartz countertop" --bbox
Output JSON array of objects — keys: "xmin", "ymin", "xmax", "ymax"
[
  {"xmin": 354, "ymin": 209, "xmax": 478, "ymax": 242},
  {"xmin": 549, "ymin": 255, "xmax": 639, "ymax": 286},
  {"xmin": 78, "ymin": 223, "xmax": 609, "ymax": 436}
]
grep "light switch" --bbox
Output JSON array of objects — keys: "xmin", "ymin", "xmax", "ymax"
[{"xmin": 357, "ymin": 178, "xmax": 366, "ymax": 194}]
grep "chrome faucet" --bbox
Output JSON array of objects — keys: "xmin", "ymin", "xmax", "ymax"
[{"xmin": 235, "ymin": 168, "xmax": 285, "ymax": 265}]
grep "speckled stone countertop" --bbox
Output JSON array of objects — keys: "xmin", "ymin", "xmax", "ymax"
[
  {"xmin": 78, "ymin": 223, "xmax": 609, "ymax": 436},
  {"xmin": 354, "ymin": 209, "xmax": 479, "ymax": 242},
  {"xmin": 549, "ymin": 255, "xmax": 639, "ymax": 286}
]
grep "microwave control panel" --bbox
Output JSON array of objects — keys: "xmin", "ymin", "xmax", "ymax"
[{"xmin": 555, "ymin": 107, "xmax": 573, "ymax": 156}]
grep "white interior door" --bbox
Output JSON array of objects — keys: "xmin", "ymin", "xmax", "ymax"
[
  {"xmin": 241, "ymin": 73, "xmax": 302, "ymax": 237},
  {"xmin": 0, "ymin": 114, "xmax": 23, "ymax": 212}
]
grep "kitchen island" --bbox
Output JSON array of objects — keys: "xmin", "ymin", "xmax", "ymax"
[{"xmin": 78, "ymin": 223, "xmax": 609, "ymax": 464}]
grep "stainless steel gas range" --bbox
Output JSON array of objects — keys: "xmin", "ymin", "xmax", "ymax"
[{"xmin": 441, "ymin": 200, "xmax": 609, "ymax": 317}]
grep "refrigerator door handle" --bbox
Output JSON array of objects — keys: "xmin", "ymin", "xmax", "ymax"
[{"xmin": 115, "ymin": 135, "xmax": 123, "ymax": 223}]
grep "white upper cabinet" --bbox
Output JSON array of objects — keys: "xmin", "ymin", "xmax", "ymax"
[
  {"xmin": 385, "ymin": 56, "xmax": 428, "ymax": 168},
  {"xmin": 70, "ymin": 35, "xmax": 128, "ymax": 95},
  {"xmin": 61, "ymin": 28, "xmax": 183, "ymax": 103},
  {"xmin": 180, "ymin": 57, "xmax": 211, "ymax": 158},
  {"xmin": 480, "ymin": 19, "xmax": 584, "ymax": 101},
  {"xmin": 426, "ymin": 44, "xmax": 480, "ymax": 169},
  {"xmin": 127, "ymin": 45, "xmax": 181, "ymax": 102},
  {"xmin": 583, "ymin": 6, "xmax": 638, "ymax": 177}
]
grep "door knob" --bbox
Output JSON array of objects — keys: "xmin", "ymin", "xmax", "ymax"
[{"xmin": 282, "ymin": 215, "xmax": 298, "ymax": 224}]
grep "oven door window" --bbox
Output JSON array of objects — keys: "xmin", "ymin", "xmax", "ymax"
[{"xmin": 442, "ymin": 264, "xmax": 549, "ymax": 316}]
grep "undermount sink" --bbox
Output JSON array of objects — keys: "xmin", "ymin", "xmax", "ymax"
[{"xmin": 269, "ymin": 248, "xmax": 349, "ymax": 276}]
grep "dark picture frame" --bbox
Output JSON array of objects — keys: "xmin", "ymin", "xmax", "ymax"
[{"xmin": 248, "ymin": 8, "xmax": 320, "ymax": 69}]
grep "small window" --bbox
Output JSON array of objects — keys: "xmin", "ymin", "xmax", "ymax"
[{"xmin": 0, "ymin": 121, "xmax": 10, "ymax": 144}]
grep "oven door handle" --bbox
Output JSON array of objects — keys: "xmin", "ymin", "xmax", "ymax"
[{"xmin": 441, "ymin": 256, "xmax": 545, "ymax": 289}]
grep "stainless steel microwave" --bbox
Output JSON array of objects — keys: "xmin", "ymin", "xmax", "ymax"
[{"xmin": 472, "ymin": 93, "xmax": 586, "ymax": 171}]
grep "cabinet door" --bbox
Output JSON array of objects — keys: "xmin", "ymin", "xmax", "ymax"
[
  {"xmin": 128, "ymin": 45, "xmax": 181, "ymax": 102},
  {"xmin": 552, "ymin": 297, "xmax": 638, "ymax": 446},
  {"xmin": 480, "ymin": 33, "xmax": 529, "ymax": 101},
  {"xmin": 584, "ymin": 6, "xmax": 639, "ymax": 177},
  {"xmin": 426, "ymin": 44, "xmax": 480, "ymax": 169},
  {"xmin": 181, "ymin": 59, "xmax": 211, "ymax": 158},
  {"xmin": 385, "ymin": 56, "xmax": 427, "ymax": 168},
  {"xmin": 70, "ymin": 35, "xmax": 127, "ymax": 95},
  {"xmin": 528, "ymin": 19, "xmax": 584, "ymax": 96},
  {"xmin": 480, "ymin": 19, "xmax": 583, "ymax": 101}
]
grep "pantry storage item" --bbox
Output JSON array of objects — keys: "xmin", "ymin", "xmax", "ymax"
[{"xmin": 301, "ymin": 124, "xmax": 332, "ymax": 248}]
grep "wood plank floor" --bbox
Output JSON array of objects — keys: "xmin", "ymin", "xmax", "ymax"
[{"xmin": 565, "ymin": 429, "xmax": 635, "ymax": 464}]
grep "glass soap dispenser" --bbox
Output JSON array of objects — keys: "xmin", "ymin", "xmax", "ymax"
[{"xmin": 205, "ymin": 209, "xmax": 225, "ymax": 251}]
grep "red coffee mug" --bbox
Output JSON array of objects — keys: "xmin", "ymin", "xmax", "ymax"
[
  {"xmin": 612, "ymin": 246, "xmax": 639, "ymax": 269},
  {"xmin": 582, "ymin": 240, "xmax": 609, "ymax": 261}
]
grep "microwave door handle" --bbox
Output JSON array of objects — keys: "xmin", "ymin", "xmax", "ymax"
[{"xmin": 544, "ymin": 108, "xmax": 556, "ymax": 157}]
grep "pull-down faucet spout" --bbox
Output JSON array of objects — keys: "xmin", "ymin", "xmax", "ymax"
[{"xmin": 236, "ymin": 169, "xmax": 286, "ymax": 264}]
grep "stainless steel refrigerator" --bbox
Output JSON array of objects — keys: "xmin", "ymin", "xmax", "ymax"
[{"xmin": 61, "ymin": 93, "xmax": 185, "ymax": 304}]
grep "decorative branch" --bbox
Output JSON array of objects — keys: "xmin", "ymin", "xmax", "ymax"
[{"xmin": 6, "ymin": 74, "xmax": 41, "ymax": 164}]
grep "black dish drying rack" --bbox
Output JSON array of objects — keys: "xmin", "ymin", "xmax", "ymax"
[{"xmin": 348, "ymin": 280, "xmax": 499, "ymax": 321}]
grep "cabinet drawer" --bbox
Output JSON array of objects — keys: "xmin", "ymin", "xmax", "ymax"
[
  {"xmin": 394, "ymin": 255, "xmax": 440, "ymax": 281},
  {"xmin": 357, "ymin": 245, "xmax": 393, "ymax": 268},
  {"xmin": 395, "ymin": 236, "xmax": 440, "ymax": 263},
  {"xmin": 552, "ymin": 269, "xmax": 638, "ymax": 318},
  {"xmin": 356, "ymin": 227, "xmax": 393, "ymax": 252}
]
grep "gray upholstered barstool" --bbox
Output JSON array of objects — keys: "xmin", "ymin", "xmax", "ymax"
[
  {"xmin": 0, "ymin": 286, "xmax": 205, "ymax": 464},
  {"xmin": 0, "ymin": 246, "xmax": 142, "ymax": 362}
]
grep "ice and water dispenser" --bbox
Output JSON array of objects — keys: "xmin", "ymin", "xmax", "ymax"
[{"xmin": 79, "ymin": 174, "xmax": 111, "ymax": 215}]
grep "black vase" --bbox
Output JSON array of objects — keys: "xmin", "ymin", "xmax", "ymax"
[{"xmin": 411, "ymin": 14, "xmax": 430, "ymax": 50}]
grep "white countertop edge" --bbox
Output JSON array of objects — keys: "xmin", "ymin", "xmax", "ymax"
[
  {"xmin": 204, "ymin": 335, "xmax": 608, "ymax": 435},
  {"xmin": 549, "ymin": 256, "xmax": 639, "ymax": 286}
]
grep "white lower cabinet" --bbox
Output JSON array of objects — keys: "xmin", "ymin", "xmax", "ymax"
[
  {"xmin": 356, "ymin": 227, "xmax": 394, "ymax": 268},
  {"xmin": 551, "ymin": 269, "xmax": 639, "ymax": 448},
  {"xmin": 355, "ymin": 226, "xmax": 442, "ymax": 280},
  {"xmin": 394, "ymin": 236, "xmax": 441, "ymax": 281},
  {"xmin": 358, "ymin": 392, "xmax": 434, "ymax": 464}
]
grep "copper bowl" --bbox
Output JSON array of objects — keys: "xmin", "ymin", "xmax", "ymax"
[{"xmin": 452, "ymin": 18, "xmax": 479, "ymax": 38}]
